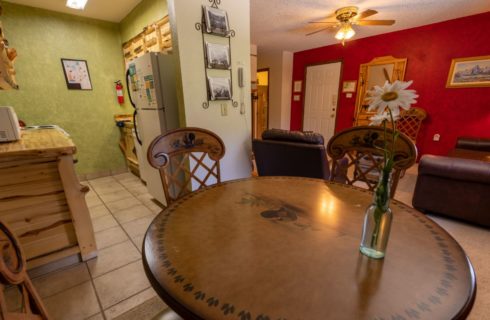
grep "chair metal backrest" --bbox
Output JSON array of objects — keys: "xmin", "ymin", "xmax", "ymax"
[
  {"xmin": 147, "ymin": 127, "xmax": 226, "ymax": 204},
  {"xmin": 326, "ymin": 126, "xmax": 417, "ymax": 197},
  {"xmin": 0, "ymin": 221, "xmax": 50, "ymax": 320}
]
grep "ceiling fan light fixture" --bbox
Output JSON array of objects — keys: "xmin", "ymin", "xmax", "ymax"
[
  {"xmin": 335, "ymin": 24, "xmax": 355, "ymax": 40},
  {"xmin": 66, "ymin": 0, "xmax": 88, "ymax": 10}
]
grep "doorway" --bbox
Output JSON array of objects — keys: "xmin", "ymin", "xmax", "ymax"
[
  {"xmin": 253, "ymin": 68, "xmax": 269, "ymax": 139},
  {"xmin": 303, "ymin": 61, "xmax": 342, "ymax": 143}
]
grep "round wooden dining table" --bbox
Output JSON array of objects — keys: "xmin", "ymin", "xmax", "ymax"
[{"xmin": 143, "ymin": 177, "xmax": 476, "ymax": 320}]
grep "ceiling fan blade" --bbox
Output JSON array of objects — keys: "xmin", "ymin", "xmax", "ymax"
[
  {"xmin": 308, "ymin": 21, "xmax": 338, "ymax": 24},
  {"xmin": 306, "ymin": 26, "xmax": 336, "ymax": 36},
  {"xmin": 354, "ymin": 9, "xmax": 378, "ymax": 20},
  {"xmin": 308, "ymin": 13, "xmax": 336, "ymax": 24},
  {"xmin": 356, "ymin": 19, "xmax": 395, "ymax": 26}
]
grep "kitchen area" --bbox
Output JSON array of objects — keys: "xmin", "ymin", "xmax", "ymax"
[
  {"xmin": 0, "ymin": 0, "xmax": 195, "ymax": 318},
  {"xmin": 0, "ymin": 0, "xmax": 175, "ymax": 263}
]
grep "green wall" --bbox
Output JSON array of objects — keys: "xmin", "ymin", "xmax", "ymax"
[
  {"xmin": 0, "ymin": 3, "xmax": 132, "ymax": 175},
  {"xmin": 120, "ymin": 0, "xmax": 168, "ymax": 43}
]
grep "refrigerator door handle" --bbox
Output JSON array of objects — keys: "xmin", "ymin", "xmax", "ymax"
[
  {"xmin": 126, "ymin": 68, "xmax": 136, "ymax": 109},
  {"xmin": 133, "ymin": 110, "xmax": 142, "ymax": 145}
]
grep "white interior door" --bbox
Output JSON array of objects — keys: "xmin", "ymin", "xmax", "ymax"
[{"xmin": 303, "ymin": 62, "xmax": 342, "ymax": 143}]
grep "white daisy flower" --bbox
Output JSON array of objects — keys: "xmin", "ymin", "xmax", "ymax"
[
  {"xmin": 369, "ymin": 112, "xmax": 400, "ymax": 126},
  {"xmin": 367, "ymin": 80, "xmax": 419, "ymax": 118}
]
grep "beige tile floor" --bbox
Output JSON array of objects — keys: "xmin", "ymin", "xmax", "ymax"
[
  {"xmin": 18, "ymin": 173, "xmax": 167, "ymax": 320},
  {"xmin": 7, "ymin": 167, "xmax": 489, "ymax": 319}
]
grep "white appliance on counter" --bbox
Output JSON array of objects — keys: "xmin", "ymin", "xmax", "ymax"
[
  {"xmin": 126, "ymin": 53, "xmax": 180, "ymax": 206},
  {"xmin": 0, "ymin": 106, "xmax": 21, "ymax": 142}
]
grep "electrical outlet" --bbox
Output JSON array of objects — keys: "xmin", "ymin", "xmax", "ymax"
[
  {"xmin": 221, "ymin": 103, "xmax": 228, "ymax": 116},
  {"xmin": 433, "ymin": 134, "xmax": 440, "ymax": 141}
]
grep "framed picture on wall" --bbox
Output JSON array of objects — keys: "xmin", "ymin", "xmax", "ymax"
[
  {"xmin": 203, "ymin": 6, "xmax": 230, "ymax": 36},
  {"xmin": 446, "ymin": 55, "xmax": 490, "ymax": 88},
  {"xmin": 342, "ymin": 80, "xmax": 357, "ymax": 93},
  {"xmin": 205, "ymin": 42, "xmax": 231, "ymax": 69},
  {"xmin": 207, "ymin": 76, "xmax": 231, "ymax": 100},
  {"xmin": 61, "ymin": 58, "xmax": 92, "ymax": 90}
]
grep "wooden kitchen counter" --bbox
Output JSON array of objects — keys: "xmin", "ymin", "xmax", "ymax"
[{"xmin": 0, "ymin": 128, "xmax": 97, "ymax": 269}]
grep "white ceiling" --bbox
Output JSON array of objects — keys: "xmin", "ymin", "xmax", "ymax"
[
  {"xmin": 4, "ymin": 0, "xmax": 143, "ymax": 22},
  {"xmin": 251, "ymin": 0, "xmax": 490, "ymax": 53}
]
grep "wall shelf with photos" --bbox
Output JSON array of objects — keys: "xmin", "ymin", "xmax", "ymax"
[{"xmin": 195, "ymin": 0, "xmax": 238, "ymax": 109}]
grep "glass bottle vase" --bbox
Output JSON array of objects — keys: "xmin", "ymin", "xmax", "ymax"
[{"xmin": 359, "ymin": 170, "xmax": 393, "ymax": 259}]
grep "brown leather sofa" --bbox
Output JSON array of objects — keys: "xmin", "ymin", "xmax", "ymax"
[
  {"xmin": 412, "ymin": 137, "xmax": 490, "ymax": 227},
  {"xmin": 252, "ymin": 129, "xmax": 332, "ymax": 180},
  {"xmin": 456, "ymin": 136, "xmax": 490, "ymax": 152}
]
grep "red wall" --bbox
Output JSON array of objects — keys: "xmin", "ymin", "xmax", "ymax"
[{"xmin": 291, "ymin": 12, "xmax": 490, "ymax": 157}]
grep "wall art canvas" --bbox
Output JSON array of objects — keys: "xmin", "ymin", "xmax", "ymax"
[
  {"xmin": 61, "ymin": 59, "xmax": 92, "ymax": 90},
  {"xmin": 208, "ymin": 76, "xmax": 231, "ymax": 100},
  {"xmin": 203, "ymin": 6, "xmax": 229, "ymax": 36},
  {"xmin": 205, "ymin": 42, "xmax": 230, "ymax": 69},
  {"xmin": 447, "ymin": 55, "xmax": 490, "ymax": 88}
]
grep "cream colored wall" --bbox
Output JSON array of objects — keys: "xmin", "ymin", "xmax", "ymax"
[
  {"xmin": 257, "ymin": 49, "xmax": 292, "ymax": 130},
  {"xmin": 168, "ymin": 0, "xmax": 252, "ymax": 181}
]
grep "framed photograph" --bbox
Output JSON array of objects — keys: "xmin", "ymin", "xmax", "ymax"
[
  {"xmin": 342, "ymin": 80, "xmax": 357, "ymax": 93},
  {"xmin": 293, "ymin": 81, "xmax": 302, "ymax": 92},
  {"xmin": 203, "ymin": 6, "xmax": 229, "ymax": 36},
  {"xmin": 61, "ymin": 58, "xmax": 92, "ymax": 90},
  {"xmin": 205, "ymin": 42, "xmax": 230, "ymax": 69},
  {"xmin": 208, "ymin": 76, "xmax": 231, "ymax": 100},
  {"xmin": 446, "ymin": 55, "xmax": 490, "ymax": 88}
]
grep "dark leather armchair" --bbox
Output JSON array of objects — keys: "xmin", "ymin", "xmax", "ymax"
[
  {"xmin": 412, "ymin": 155, "xmax": 490, "ymax": 227},
  {"xmin": 252, "ymin": 129, "xmax": 331, "ymax": 180}
]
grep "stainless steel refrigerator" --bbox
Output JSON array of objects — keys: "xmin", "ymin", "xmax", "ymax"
[{"xmin": 126, "ymin": 52, "xmax": 180, "ymax": 206}]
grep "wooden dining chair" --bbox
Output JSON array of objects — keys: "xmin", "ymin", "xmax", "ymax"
[
  {"xmin": 0, "ymin": 221, "xmax": 50, "ymax": 320},
  {"xmin": 326, "ymin": 126, "xmax": 417, "ymax": 197},
  {"xmin": 147, "ymin": 127, "xmax": 226, "ymax": 205},
  {"xmin": 397, "ymin": 107, "xmax": 427, "ymax": 144}
]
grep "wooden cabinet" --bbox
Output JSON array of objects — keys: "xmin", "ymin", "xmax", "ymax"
[{"xmin": 0, "ymin": 128, "xmax": 97, "ymax": 269}]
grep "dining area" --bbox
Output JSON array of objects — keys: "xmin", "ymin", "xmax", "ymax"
[
  {"xmin": 142, "ymin": 175, "xmax": 476, "ymax": 319},
  {"xmin": 138, "ymin": 79, "xmax": 479, "ymax": 319},
  {"xmin": 1, "ymin": 121, "xmax": 484, "ymax": 319}
]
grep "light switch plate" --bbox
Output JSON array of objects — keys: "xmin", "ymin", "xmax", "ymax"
[{"xmin": 221, "ymin": 103, "xmax": 227, "ymax": 116}]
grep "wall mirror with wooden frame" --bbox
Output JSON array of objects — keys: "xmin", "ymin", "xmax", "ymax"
[{"xmin": 354, "ymin": 56, "xmax": 407, "ymax": 126}]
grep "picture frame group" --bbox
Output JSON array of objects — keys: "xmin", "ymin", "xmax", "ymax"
[
  {"xmin": 446, "ymin": 55, "xmax": 490, "ymax": 88},
  {"xmin": 203, "ymin": 6, "xmax": 230, "ymax": 36},
  {"xmin": 205, "ymin": 42, "xmax": 230, "ymax": 69},
  {"xmin": 207, "ymin": 76, "xmax": 231, "ymax": 101}
]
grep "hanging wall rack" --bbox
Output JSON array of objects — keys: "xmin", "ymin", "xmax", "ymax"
[{"xmin": 195, "ymin": 0, "xmax": 238, "ymax": 109}]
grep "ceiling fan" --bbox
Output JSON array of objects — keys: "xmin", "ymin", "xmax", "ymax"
[{"xmin": 307, "ymin": 6, "xmax": 395, "ymax": 45}]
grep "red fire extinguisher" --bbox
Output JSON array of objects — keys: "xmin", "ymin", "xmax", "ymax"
[{"xmin": 115, "ymin": 80, "xmax": 124, "ymax": 104}]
